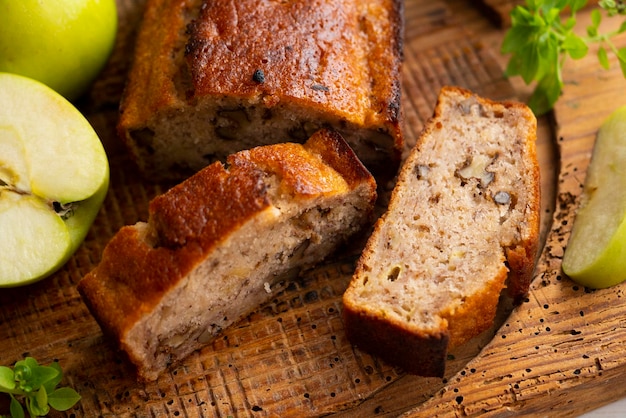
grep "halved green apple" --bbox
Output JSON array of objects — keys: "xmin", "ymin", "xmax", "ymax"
[
  {"xmin": 562, "ymin": 105, "xmax": 626, "ymax": 289},
  {"xmin": 0, "ymin": 72, "xmax": 109, "ymax": 287}
]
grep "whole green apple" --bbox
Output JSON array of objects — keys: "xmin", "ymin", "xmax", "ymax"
[
  {"xmin": 0, "ymin": 0, "xmax": 117, "ymax": 101},
  {"xmin": 562, "ymin": 105, "xmax": 626, "ymax": 289},
  {"xmin": 0, "ymin": 73, "xmax": 110, "ymax": 287}
]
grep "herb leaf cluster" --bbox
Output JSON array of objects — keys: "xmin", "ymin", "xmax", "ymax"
[
  {"xmin": 0, "ymin": 357, "xmax": 80, "ymax": 418},
  {"xmin": 502, "ymin": 0, "xmax": 626, "ymax": 115}
]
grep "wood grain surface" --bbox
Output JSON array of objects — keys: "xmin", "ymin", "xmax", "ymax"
[{"xmin": 0, "ymin": 0, "xmax": 624, "ymax": 417}]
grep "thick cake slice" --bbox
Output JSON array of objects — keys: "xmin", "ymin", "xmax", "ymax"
[
  {"xmin": 118, "ymin": 0, "xmax": 404, "ymax": 181},
  {"xmin": 342, "ymin": 86, "xmax": 540, "ymax": 377},
  {"xmin": 78, "ymin": 129, "xmax": 377, "ymax": 381}
]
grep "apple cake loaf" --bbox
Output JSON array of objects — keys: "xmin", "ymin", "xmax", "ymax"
[
  {"xmin": 118, "ymin": 0, "xmax": 404, "ymax": 181},
  {"xmin": 342, "ymin": 86, "xmax": 541, "ymax": 377},
  {"xmin": 78, "ymin": 129, "xmax": 377, "ymax": 381}
]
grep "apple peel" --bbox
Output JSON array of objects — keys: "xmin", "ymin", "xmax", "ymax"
[{"xmin": 0, "ymin": 0, "xmax": 118, "ymax": 101}]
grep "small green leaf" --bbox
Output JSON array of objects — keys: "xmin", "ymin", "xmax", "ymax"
[
  {"xmin": 9, "ymin": 396, "xmax": 25, "ymax": 418},
  {"xmin": 587, "ymin": 9, "xmax": 602, "ymax": 36},
  {"xmin": 520, "ymin": 42, "xmax": 541, "ymax": 83},
  {"xmin": 536, "ymin": 33, "xmax": 560, "ymax": 80},
  {"xmin": 528, "ymin": 71, "xmax": 563, "ymax": 116},
  {"xmin": 29, "ymin": 365, "xmax": 60, "ymax": 391},
  {"xmin": 1, "ymin": 358, "xmax": 81, "ymax": 417},
  {"xmin": 600, "ymin": 0, "xmax": 626, "ymax": 15},
  {"xmin": 571, "ymin": 0, "xmax": 589, "ymax": 13},
  {"xmin": 511, "ymin": 4, "xmax": 541, "ymax": 26},
  {"xmin": 542, "ymin": 7, "xmax": 561, "ymax": 24},
  {"xmin": 42, "ymin": 363, "xmax": 63, "ymax": 393},
  {"xmin": 20, "ymin": 358, "xmax": 39, "ymax": 369},
  {"xmin": 591, "ymin": 8, "xmax": 602, "ymax": 27},
  {"xmin": 27, "ymin": 393, "xmax": 50, "ymax": 417},
  {"xmin": 526, "ymin": 0, "xmax": 539, "ymax": 12},
  {"xmin": 502, "ymin": 25, "xmax": 533, "ymax": 54},
  {"xmin": 48, "ymin": 387, "xmax": 81, "ymax": 411},
  {"xmin": 13, "ymin": 366, "xmax": 31, "ymax": 390},
  {"xmin": 562, "ymin": 33, "xmax": 589, "ymax": 59},
  {"xmin": 0, "ymin": 366, "xmax": 15, "ymax": 391},
  {"xmin": 564, "ymin": 15, "xmax": 577, "ymax": 30},
  {"xmin": 35, "ymin": 386, "xmax": 48, "ymax": 411},
  {"xmin": 509, "ymin": 5, "xmax": 529, "ymax": 23},
  {"xmin": 553, "ymin": 0, "xmax": 572, "ymax": 10},
  {"xmin": 598, "ymin": 46, "xmax": 610, "ymax": 69},
  {"xmin": 504, "ymin": 0, "xmax": 625, "ymax": 118},
  {"xmin": 504, "ymin": 52, "xmax": 525, "ymax": 77}
]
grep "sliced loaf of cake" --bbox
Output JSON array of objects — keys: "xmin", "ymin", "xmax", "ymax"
[
  {"xmin": 78, "ymin": 129, "xmax": 377, "ymax": 381},
  {"xmin": 342, "ymin": 86, "xmax": 540, "ymax": 377},
  {"xmin": 118, "ymin": 0, "xmax": 404, "ymax": 181}
]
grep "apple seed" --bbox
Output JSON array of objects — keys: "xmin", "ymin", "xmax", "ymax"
[{"xmin": 53, "ymin": 201, "xmax": 76, "ymax": 220}]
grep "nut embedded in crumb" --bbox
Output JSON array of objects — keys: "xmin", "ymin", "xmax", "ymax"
[
  {"xmin": 457, "ymin": 154, "xmax": 495, "ymax": 187},
  {"xmin": 494, "ymin": 191, "xmax": 511, "ymax": 205}
]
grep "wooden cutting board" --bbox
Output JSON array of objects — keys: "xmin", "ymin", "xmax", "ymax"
[{"xmin": 1, "ymin": 1, "xmax": 625, "ymax": 417}]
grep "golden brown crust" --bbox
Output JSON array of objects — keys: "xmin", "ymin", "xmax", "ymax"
[
  {"xmin": 342, "ymin": 86, "xmax": 540, "ymax": 378},
  {"xmin": 78, "ymin": 129, "xmax": 376, "ymax": 372},
  {"xmin": 342, "ymin": 298, "xmax": 450, "ymax": 378},
  {"xmin": 185, "ymin": 0, "xmax": 403, "ymax": 129},
  {"xmin": 117, "ymin": 0, "xmax": 404, "ymax": 180},
  {"xmin": 78, "ymin": 225, "xmax": 201, "ymax": 342},
  {"xmin": 505, "ymin": 152, "xmax": 541, "ymax": 300},
  {"xmin": 149, "ymin": 162, "xmax": 269, "ymax": 248},
  {"xmin": 118, "ymin": 0, "xmax": 195, "ymax": 133},
  {"xmin": 145, "ymin": 130, "xmax": 375, "ymax": 250},
  {"xmin": 343, "ymin": 265, "xmax": 508, "ymax": 377},
  {"xmin": 290, "ymin": 129, "xmax": 378, "ymax": 193},
  {"xmin": 78, "ymin": 160, "xmax": 271, "ymax": 342},
  {"xmin": 440, "ymin": 265, "xmax": 509, "ymax": 348}
]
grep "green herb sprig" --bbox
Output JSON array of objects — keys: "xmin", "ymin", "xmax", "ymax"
[
  {"xmin": 502, "ymin": 0, "xmax": 626, "ymax": 115},
  {"xmin": 0, "ymin": 357, "xmax": 80, "ymax": 418}
]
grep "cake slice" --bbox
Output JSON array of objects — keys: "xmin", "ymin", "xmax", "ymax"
[
  {"xmin": 78, "ymin": 129, "xmax": 377, "ymax": 381},
  {"xmin": 342, "ymin": 86, "xmax": 540, "ymax": 377},
  {"xmin": 118, "ymin": 0, "xmax": 404, "ymax": 181}
]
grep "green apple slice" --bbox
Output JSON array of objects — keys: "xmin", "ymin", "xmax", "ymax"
[
  {"xmin": 0, "ymin": 72, "xmax": 109, "ymax": 287},
  {"xmin": 0, "ymin": 192, "xmax": 70, "ymax": 284},
  {"xmin": 562, "ymin": 105, "xmax": 626, "ymax": 289},
  {"xmin": 0, "ymin": 73, "xmax": 108, "ymax": 202}
]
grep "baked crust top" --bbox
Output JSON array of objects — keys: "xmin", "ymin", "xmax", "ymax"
[
  {"xmin": 186, "ymin": 0, "xmax": 403, "ymax": 126},
  {"xmin": 78, "ymin": 129, "xmax": 376, "ymax": 340},
  {"xmin": 119, "ymin": 0, "xmax": 404, "ymax": 131}
]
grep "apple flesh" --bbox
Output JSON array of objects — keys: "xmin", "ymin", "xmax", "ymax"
[
  {"xmin": 0, "ymin": 193, "xmax": 70, "ymax": 282},
  {"xmin": 0, "ymin": 73, "xmax": 109, "ymax": 287},
  {"xmin": 0, "ymin": 0, "xmax": 117, "ymax": 101},
  {"xmin": 562, "ymin": 105, "xmax": 626, "ymax": 289}
]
